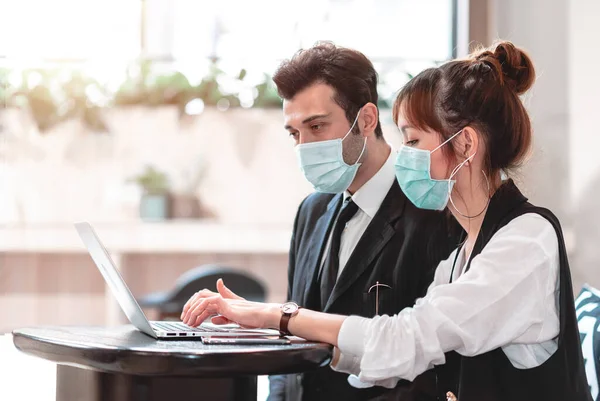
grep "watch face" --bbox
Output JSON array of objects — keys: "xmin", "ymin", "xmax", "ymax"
[{"xmin": 282, "ymin": 302, "xmax": 298, "ymax": 314}]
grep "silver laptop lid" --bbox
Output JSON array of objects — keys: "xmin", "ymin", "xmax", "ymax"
[{"xmin": 74, "ymin": 222, "xmax": 157, "ymax": 338}]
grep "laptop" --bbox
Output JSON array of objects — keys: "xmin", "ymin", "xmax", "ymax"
[{"xmin": 74, "ymin": 222, "xmax": 281, "ymax": 340}]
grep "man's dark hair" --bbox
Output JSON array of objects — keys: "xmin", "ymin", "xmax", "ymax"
[{"xmin": 273, "ymin": 41, "xmax": 383, "ymax": 138}]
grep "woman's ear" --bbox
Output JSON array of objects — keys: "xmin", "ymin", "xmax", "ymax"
[{"xmin": 459, "ymin": 127, "xmax": 479, "ymax": 162}]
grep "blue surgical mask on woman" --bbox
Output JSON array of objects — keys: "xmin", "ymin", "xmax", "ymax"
[
  {"xmin": 394, "ymin": 129, "xmax": 474, "ymax": 210},
  {"xmin": 294, "ymin": 110, "xmax": 366, "ymax": 194}
]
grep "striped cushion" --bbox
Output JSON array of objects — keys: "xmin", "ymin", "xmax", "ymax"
[{"xmin": 576, "ymin": 284, "xmax": 600, "ymax": 401}]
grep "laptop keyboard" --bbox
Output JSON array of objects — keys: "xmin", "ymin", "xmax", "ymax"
[{"xmin": 151, "ymin": 321, "xmax": 226, "ymax": 333}]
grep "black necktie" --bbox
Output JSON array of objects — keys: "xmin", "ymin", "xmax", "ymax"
[{"xmin": 320, "ymin": 197, "xmax": 359, "ymax": 309}]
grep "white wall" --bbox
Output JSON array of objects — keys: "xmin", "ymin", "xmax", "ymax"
[
  {"xmin": 469, "ymin": 0, "xmax": 600, "ymax": 291},
  {"xmin": 489, "ymin": 0, "xmax": 570, "ymax": 224},
  {"xmin": 569, "ymin": 0, "xmax": 600, "ymax": 291}
]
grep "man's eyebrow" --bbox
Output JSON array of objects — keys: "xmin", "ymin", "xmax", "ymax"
[
  {"xmin": 301, "ymin": 113, "xmax": 330, "ymax": 124},
  {"xmin": 284, "ymin": 113, "xmax": 331, "ymax": 130}
]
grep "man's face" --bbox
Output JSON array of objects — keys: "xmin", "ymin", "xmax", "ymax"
[{"xmin": 283, "ymin": 82, "xmax": 364, "ymax": 164}]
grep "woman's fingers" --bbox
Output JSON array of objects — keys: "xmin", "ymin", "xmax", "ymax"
[
  {"xmin": 189, "ymin": 301, "xmax": 214, "ymax": 327},
  {"xmin": 182, "ymin": 295, "xmax": 201, "ymax": 320},
  {"xmin": 183, "ymin": 297, "xmax": 203, "ymax": 323},
  {"xmin": 183, "ymin": 294, "xmax": 273, "ymax": 330},
  {"xmin": 182, "ymin": 289, "xmax": 219, "ymax": 322},
  {"xmin": 181, "ymin": 292, "xmax": 199, "ymax": 319},
  {"xmin": 181, "ymin": 280, "xmax": 243, "ymax": 322},
  {"xmin": 187, "ymin": 295, "xmax": 225, "ymax": 326},
  {"xmin": 186, "ymin": 296, "xmax": 210, "ymax": 325},
  {"xmin": 191, "ymin": 309, "xmax": 213, "ymax": 327}
]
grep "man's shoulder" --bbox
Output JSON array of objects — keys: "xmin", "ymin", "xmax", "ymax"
[
  {"xmin": 290, "ymin": 192, "xmax": 338, "ymax": 238},
  {"xmin": 298, "ymin": 191, "xmax": 337, "ymax": 217}
]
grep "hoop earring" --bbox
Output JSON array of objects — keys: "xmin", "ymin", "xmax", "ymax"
[{"xmin": 449, "ymin": 170, "xmax": 491, "ymax": 219}]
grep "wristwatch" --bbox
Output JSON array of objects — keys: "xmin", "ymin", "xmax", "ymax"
[{"xmin": 279, "ymin": 301, "xmax": 300, "ymax": 336}]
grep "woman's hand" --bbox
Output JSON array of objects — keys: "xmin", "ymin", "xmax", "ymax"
[
  {"xmin": 180, "ymin": 279, "xmax": 281, "ymax": 329},
  {"xmin": 181, "ymin": 280, "xmax": 347, "ymax": 346},
  {"xmin": 180, "ymin": 278, "xmax": 245, "ymax": 323}
]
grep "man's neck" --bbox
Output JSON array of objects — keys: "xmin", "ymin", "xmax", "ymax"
[{"xmin": 347, "ymin": 139, "xmax": 391, "ymax": 195}]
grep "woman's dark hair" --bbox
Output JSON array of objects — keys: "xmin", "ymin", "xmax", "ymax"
[
  {"xmin": 393, "ymin": 40, "xmax": 536, "ymax": 179},
  {"xmin": 273, "ymin": 41, "xmax": 383, "ymax": 138}
]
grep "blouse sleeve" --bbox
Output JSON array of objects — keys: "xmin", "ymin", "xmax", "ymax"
[{"xmin": 332, "ymin": 213, "xmax": 560, "ymax": 387}]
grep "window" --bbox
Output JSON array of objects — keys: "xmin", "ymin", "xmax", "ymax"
[
  {"xmin": 169, "ymin": 0, "xmax": 456, "ymax": 108},
  {"xmin": 0, "ymin": 0, "xmax": 455, "ymax": 109},
  {"xmin": 0, "ymin": 0, "xmax": 141, "ymax": 60}
]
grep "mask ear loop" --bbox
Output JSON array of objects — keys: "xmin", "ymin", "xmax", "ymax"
[
  {"xmin": 351, "ymin": 137, "xmax": 367, "ymax": 165},
  {"xmin": 341, "ymin": 109, "xmax": 362, "ymax": 141},
  {"xmin": 431, "ymin": 129, "xmax": 465, "ymax": 154},
  {"xmin": 342, "ymin": 109, "xmax": 366, "ymax": 165},
  {"xmin": 447, "ymin": 153, "xmax": 491, "ymax": 219}
]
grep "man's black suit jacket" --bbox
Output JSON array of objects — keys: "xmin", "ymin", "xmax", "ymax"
[{"xmin": 268, "ymin": 181, "xmax": 462, "ymax": 401}]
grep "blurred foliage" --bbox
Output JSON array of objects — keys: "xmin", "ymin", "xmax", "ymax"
[
  {"xmin": 0, "ymin": 59, "xmax": 284, "ymax": 133},
  {"xmin": 0, "ymin": 58, "xmax": 416, "ymax": 133}
]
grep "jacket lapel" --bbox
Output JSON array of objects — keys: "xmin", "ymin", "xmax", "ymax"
[
  {"xmin": 299, "ymin": 194, "xmax": 342, "ymax": 308},
  {"xmin": 324, "ymin": 182, "xmax": 406, "ymax": 312}
]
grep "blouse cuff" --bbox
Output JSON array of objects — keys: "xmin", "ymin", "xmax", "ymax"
[
  {"xmin": 331, "ymin": 347, "xmax": 362, "ymax": 375},
  {"xmin": 338, "ymin": 315, "xmax": 371, "ymax": 356},
  {"xmin": 330, "ymin": 315, "xmax": 371, "ymax": 374}
]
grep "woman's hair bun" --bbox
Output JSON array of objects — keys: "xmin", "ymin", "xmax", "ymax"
[{"xmin": 472, "ymin": 40, "xmax": 535, "ymax": 95}]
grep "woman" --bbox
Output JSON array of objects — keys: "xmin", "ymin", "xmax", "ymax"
[{"xmin": 180, "ymin": 41, "xmax": 591, "ymax": 401}]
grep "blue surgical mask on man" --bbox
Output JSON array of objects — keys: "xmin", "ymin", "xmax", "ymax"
[
  {"xmin": 394, "ymin": 129, "xmax": 474, "ymax": 210},
  {"xmin": 295, "ymin": 110, "xmax": 366, "ymax": 194}
]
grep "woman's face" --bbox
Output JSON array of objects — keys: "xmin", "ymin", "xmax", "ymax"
[{"xmin": 396, "ymin": 115, "xmax": 454, "ymax": 180}]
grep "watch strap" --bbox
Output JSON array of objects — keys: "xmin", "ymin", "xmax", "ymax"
[{"xmin": 280, "ymin": 313, "xmax": 292, "ymax": 336}]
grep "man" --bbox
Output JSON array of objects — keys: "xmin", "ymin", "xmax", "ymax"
[{"xmin": 267, "ymin": 42, "xmax": 461, "ymax": 400}]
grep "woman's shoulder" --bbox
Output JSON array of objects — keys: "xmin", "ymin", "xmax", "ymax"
[
  {"xmin": 504, "ymin": 211, "xmax": 556, "ymax": 230},
  {"xmin": 490, "ymin": 212, "xmax": 559, "ymax": 258}
]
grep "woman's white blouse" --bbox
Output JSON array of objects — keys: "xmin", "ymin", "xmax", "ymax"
[{"xmin": 333, "ymin": 213, "xmax": 561, "ymax": 388}]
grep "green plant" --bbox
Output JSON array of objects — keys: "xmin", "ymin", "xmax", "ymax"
[
  {"xmin": 6, "ymin": 67, "xmax": 109, "ymax": 133},
  {"xmin": 129, "ymin": 165, "xmax": 170, "ymax": 195}
]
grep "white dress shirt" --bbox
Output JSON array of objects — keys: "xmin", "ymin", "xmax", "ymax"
[
  {"xmin": 319, "ymin": 146, "xmax": 396, "ymax": 278},
  {"xmin": 332, "ymin": 213, "xmax": 561, "ymax": 388}
]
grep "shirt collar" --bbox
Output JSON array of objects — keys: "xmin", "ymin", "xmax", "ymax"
[{"xmin": 344, "ymin": 145, "xmax": 396, "ymax": 218}]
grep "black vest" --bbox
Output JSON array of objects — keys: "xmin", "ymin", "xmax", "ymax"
[{"xmin": 434, "ymin": 180, "xmax": 592, "ymax": 401}]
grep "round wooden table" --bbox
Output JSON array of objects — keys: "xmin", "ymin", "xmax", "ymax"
[{"xmin": 12, "ymin": 325, "xmax": 332, "ymax": 401}]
